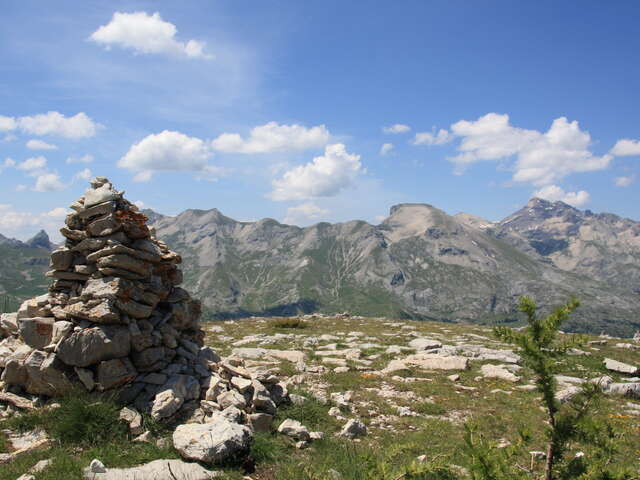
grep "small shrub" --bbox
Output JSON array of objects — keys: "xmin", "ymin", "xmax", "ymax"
[
  {"xmin": 48, "ymin": 393, "xmax": 128, "ymax": 446},
  {"xmin": 3, "ymin": 391, "xmax": 128, "ymax": 447},
  {"xmin": 269, "ymin": 317, "xmax": 308, "ymax": 329}
]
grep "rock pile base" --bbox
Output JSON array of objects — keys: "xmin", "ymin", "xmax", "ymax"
[{"xmin": 0, "ymin": 178, "xmax": 289, "ymax": 430}]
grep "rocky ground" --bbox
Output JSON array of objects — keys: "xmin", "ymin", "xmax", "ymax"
[{"xmin": 2, "ymin": 313, "xmax": 640, "ymax": 479}]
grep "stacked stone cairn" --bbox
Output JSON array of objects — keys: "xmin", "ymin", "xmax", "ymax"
[{"xmin": 0, "ymin": 178, "xmax": 289, "ymax": 460}]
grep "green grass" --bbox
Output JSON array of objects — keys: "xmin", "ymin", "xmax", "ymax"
[
  {"xmin": 268, "ymin": 317, "xmax": 308, "ymax": 329},
  {"xmin": 413, "ymin": 401, "xmax": 447, "ymax": 416}
]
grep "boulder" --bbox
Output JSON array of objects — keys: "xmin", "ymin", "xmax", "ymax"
[
  {"xmin": 96, "ymin": 358, "xmax": 137, "ymax": 390},
  {"xmin": 22, "ymin": 350, "xmax": 73, "ymax": 396},
  {"xmin": 339, "ymin": 419, "xmax": 367, "ymax": 439},
  {"xmin": 57, "ymin": 325, "xmax": 131, "ymax": 367},
  {"xmin": 604, "ymin": 358, "xmax": 638, "ymax": 375},
  {"xmin": 18, "ymin": 318, "xmax": 54, "ymax": 350},
  {"xmin": 277, "ymin": 419, "xmax": 310, "ymax": 440},
  {"xmin": 172, "ymin": 418, "xmax": 253, "ymax": 464},
  {"xmin": 480, "ymin": 364, "xmax": 520, "ymax": 383},
  {"xmin": 151, "ymin": 375, "xmax": 200, "ymax": 420}
]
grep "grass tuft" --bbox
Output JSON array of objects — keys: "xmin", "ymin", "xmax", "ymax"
[{"xmin": 269, "ymin": 317, "xmax": 308, "ymax": 329}]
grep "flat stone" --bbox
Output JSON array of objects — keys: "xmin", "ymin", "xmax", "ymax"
[
  {"xmin": 408, "ymin": 338, "xmax": 443, "ymax": 350},
  {"xmin": 173, "ymin": 418, "xmax": 252, "ymax": 464},
  {"xmin": 96, "ymin": 358, "xmax": 137, "ymax": 390},
  {"xmin": 19, "ymin": 317, "xmax": 54, "ymax": 350},
  {"xmin": 57, "ymin": 325, "xmax": 131, "ymax": 367},
  {"xmin": 82, "ymin": 459, "xmax": 222, "ymax": 479},
  {"xmin": 383, "ymin": 354, "xmax": 469, "ymax": 373},
  {"xmin": 277, "ymin": 419, "xmax": 310, "ymax": 440},
  {"xmin": 480, "ymin": 364, "xmax": 520, "ymax": 383},
  {"xmin": 604, "ymin": 358, "xmax": 638, "ymax": 375}
]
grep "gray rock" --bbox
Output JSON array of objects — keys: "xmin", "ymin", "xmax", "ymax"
[
  {"xmin": 57, "ymin": 325, "xmax": 131, "ymax": 368},
  {"xmin": 96, "ymin": 358, "xmax": 137, "ymax": 390},
  {"xmin": 217, "ymin": 390, "xmax": 246, "ymax": 410},
  {"xmin": 248, "ymin": 413, "xmax": 273, "ymax": 433},
  {"xmin": 119, "ymin": 407, "xmax": 144, "ymax": 435},
  {"xmin": 277, "ymin": 419, "xmax": 310, "ymax": 440},
  {"xmin": 19, "ymin": 317, "xmax": 54, "ymax": 350},
  {"xmin": 173, "ymin": 418, "xmax": 253, "ymax": 464},
  {"xmin": 83, "ymin": 459, "xmax": 222, "ymax": 480},
  {"xmin": 408, "ymin": 338, "xmax": 443, "ymax": 350},
  {"xmin": 339, "ymin": 419, "xmax": 367, "ymax": 439},
  {"xmin": 604, "ymin": 358, "xmax": 638, "ymax": 375},
  {"xmin": 151, "ymin": 375, "xmax": 200, "ymax": 420}
]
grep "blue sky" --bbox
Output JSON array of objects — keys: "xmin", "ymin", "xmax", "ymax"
[{"xmin": 1, "ymin": 1, "xmax": 638, "ymax": 240}]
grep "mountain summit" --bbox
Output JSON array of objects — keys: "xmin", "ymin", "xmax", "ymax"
[{"xmin": 143, "ymin": 199, "xmax": 640, "ymax": 336}]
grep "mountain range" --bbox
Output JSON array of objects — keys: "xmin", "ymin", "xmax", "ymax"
[{"xmin": 1, "ymin": 199, "xmax": 638, "ymax": 335}]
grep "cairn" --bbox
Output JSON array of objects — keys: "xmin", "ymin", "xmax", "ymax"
[{"xmin": 0, "ymin": 178, "xmax": 287, "ymax": 434}]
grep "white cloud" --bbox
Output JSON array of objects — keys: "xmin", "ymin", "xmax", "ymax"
[
  {"xmin": 383, "ymin": 124, "xmax": 411, "ymax": 134},
  {"xmin": 0, "ymin": 204, "xmax": 67, "ymax": 241},
  {"xmin": 283, "ymin": 203, "xmax": 330, "ymax": 225},
  {"xmin": 615, "ymin": 175, "xmax": 635, "ymax": 187},
  {"xmin": 380, "ymin": 143, "xmax": 394, "ymax": 156},
  {"xmin": 212, "ymin": 122, "xmax": 329, "ymax": 154},
  {"xmin": 413, "ymin": 128, "xmax": 453, "ymax": 146},
  {"xmin": 448, "ymin": 113, "xmax": 612, "ymax": 186},
  {"xmin": 17, "ymin": 111, "xmax": 99, "ymax": 139},
  {"xmin": 66, "ymin": 154, "xmax": 94, "ymax": 164},
  {"xmin": 533, "ymin": 185, "xmax": 590, "ymax": 207},
  {"xmin": 118, "ymin": 130, "xmax": 215, "ymax": 181},
  {"xmin": 2, "ymin": 134, "xmax": 17, "ymax": 143},
  {"xmin": 33, "ymin": 173, "xmax": 65, "ymax": 192},
  {"xmin": 0, "ymin": 116, "xmax": 16, "ymax": 131},
  {"xmin": 26, "ymin": 139, "xmax": 58, "ymax": 150},
  {"xmin": 74, "ymin": 168, "xmax": 92, "ymax": 181},
  {"xmin": 133, "ymin": 200, "xmax": 145, "ymax": 209},
  {"xmin": 15, "ymin": 185, "xmax": 27, "ymax": 192},
  {"xmin": 90, "ymin": 11, "xmax": 211, "ymax": 59},
  {"xmin": 1, "ymin": 158, "xmax": 15, "ymax": 171},
  {"xmin": 269, "ymin": 143, "xmax": 363, "ymax": 201},
  {"xmin": 44, "ymin": 207, "xmax": 69, "ymax": 218},
  {"xmin": 610, "ymin": 139, "xmax": 640, "ymax": 157},
  {"xmin": 17, "ymin": 156, "xmax": 47, "ymax": 172}
]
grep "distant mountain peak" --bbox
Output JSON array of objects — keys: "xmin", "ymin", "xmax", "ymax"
[{"xmin": 25, "ymin": 230, "xmax": 52, "ymax": 250}]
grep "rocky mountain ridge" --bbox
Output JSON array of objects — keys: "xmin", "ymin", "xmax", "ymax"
[
  {"xmin": 147, "ymin": 198, "xmax": 640, "ymax": 336},
  {"xmin": 2, "ymin": 199, "xmax": 639, "ymax": 335}
]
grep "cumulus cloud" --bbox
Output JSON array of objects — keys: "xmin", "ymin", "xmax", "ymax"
[
  {"xmin": 1, "ymin": 158, "xmax": 15, "ymax": 171},
  {"xmin": 533, "ymin": 185, "xmax": 590, "ymax": 207},
  {"xmin": 383, "ymin": 124, "xmax": 411, "ymax": 134},
  {"xmin": 26, "ymin": 139, "xmax": 58, "ymax": 150},
  {"xmin": 447, "ymin": 113, "xmax": 612, "ymax": 186},
  {"xmin": 615, "ymin": 175, "xmax": 635, "ymax": 187},
  {"xmin": 66, "ymin": 154, "xmax": 94, "ymax": 164},
  {"xmin": 212, "ymin": 122, "xmax": 329, "ymax": 154},
  {"xmin": 413, "ymin": 128, "xmax": 453, "ymax": 146},
  {"xmin": 269, "ymin": 143, "xmax": 362, "ymax": 201},
  {"xmin": 283, "ymin": 203, "xmax": 330, "ymax": 225},
  {"xmin": 118, "ymin": 130, "xmax": 216, "ymax": 181},
  {"xmin": 610, "ymin": 139, "xmax": 640, "ymax": 157},
  {"xmin": 0, "ymin": 204, "xmax": 67, "ymax": 240},
  {"xmin": 74, "ymin": 168, "xmax": 92, "ymax": 181},
  {"xmin": 33, "ymin": 173, "xmax": 65, "ymax": 192},
  {"xmin": 17, "ymin": 156, "xmax": 47, "ymax": 172},
  {"xmin": 17, "ymin": 111, "xmax": 99, "ymax": 139},
  {"xmin": 0, "ymin": 116, "xmax": 16, "ymax": 131},
  {"xmin": 380, "ymin": 143, "xmax": 393, "ymax": 156},
  {"xmin": 90, "ymin": 11, "xmax": 211, "ymax": 59}
]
